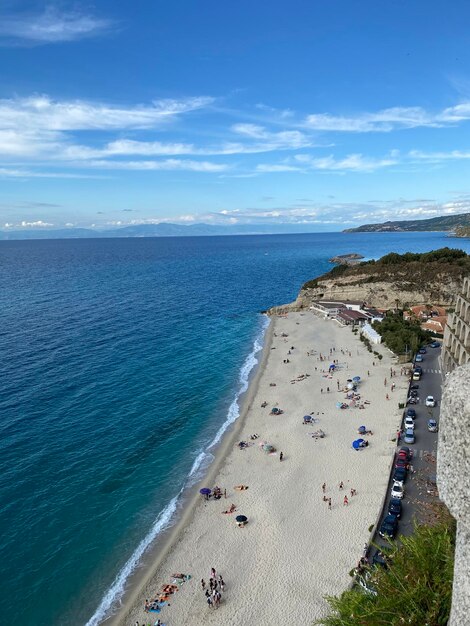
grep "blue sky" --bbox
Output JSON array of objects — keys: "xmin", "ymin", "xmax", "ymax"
[{"xmin": 2, "ymin": 0, "xmax": 470, "ymax": 231}]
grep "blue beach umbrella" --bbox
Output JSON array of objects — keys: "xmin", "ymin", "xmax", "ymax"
[
  {"xmin": 199, "ymin": 488, "xmax": 211, "ymax": 500},
  {"xmin": 352, "ymin": 440, "xmax": 361, "ymax": 449},
  {"xmin": 353, "ymin": 376, "xmax": 361, "ymax": 382},
  {"xmin": 358, "ymin": 425, "xmax": 366, "ymax": 433}
]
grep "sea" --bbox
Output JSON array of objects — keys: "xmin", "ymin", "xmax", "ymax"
[{"xmin": 1, "ymin": 231, "xmax": 469, "ymax": 626}]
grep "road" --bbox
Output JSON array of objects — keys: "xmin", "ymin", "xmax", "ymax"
[{"xmin": 370, "ymin": 344, "xmax": 442, "ymax": 557}]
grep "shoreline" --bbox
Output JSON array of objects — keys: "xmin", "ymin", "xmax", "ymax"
[
  {"xmin": 102, "ymin": 317, "xmax": 275, "ymax": 626},
  {"xmin": 111, "ymin": 312, "xmax": 407, "ymax": 626}
]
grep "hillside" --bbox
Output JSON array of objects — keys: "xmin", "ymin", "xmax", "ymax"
[
  {"xmin": 454, "ymin": 226, "xmax": 470, "ymax": 238},
  {"xmin": 343, "ymin": 212, "xmax": 470, "ymax": 233},
  {"xmin": 268, "ymin": 247, "xmax": 469, "ymax": 313}
]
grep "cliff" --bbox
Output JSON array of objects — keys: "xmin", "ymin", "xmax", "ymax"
[
  {"xmin": 268, "ymin": 248, "xmax": 470, "ymax": 314},
  {"xmin": 344, "ymin": 212, "xmax": 470, "ymax": 233}
]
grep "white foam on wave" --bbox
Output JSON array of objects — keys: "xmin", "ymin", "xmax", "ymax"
[
  {"xmin": 86, "ymin": 314, "xmax": 270, "ymax": 625},
  {"xmin": 85, "ymin": 494, "xmax": 180, "ymax": 626}
]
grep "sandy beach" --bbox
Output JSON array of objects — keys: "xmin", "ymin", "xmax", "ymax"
[{"xmin": 115, "ymin": 312, "xmax": 408, "ymax": 626}]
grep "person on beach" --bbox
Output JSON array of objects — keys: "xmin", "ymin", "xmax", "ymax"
[
  {"xmin": 351, "ymin": 488, "xmax": 357, "ymax": 496},
  {"xmin": 328, "ymin": 498, "xmax": 332, "ymax": 510},
  {"xmin": 343, "ymin": 495, "xmax": 349, "ymax": 506},
  {"xmin": 207, "ymin": 596, "xmax": 213, "ymax": 609},
  {"xmin": 322, "ymin": 482, "xmax": 326, "ymax": 493},
  {"xmin": 339, "ymin": 481, "xmax": 344, "ymax": 490},
  {"xmin": 384, "ymin": 378, "xmax": 387, "ymax": 386},
  {"xmin": 201, "ymin": 578, "xmax": 206, "ymax": 589},
  {"xmin": 219, "ymin": 575, "xmax": 225, "ymax": 592},
  {"xmin": 211, "ymin": 567, "xmax": 216, "ymax": 578},
  {"xmin": 386, "ymin": 393, "xmax": 389, "ymax": 400},
  {"xmin": 280, "ymin": 451, "xmax": 284, "ymax": 462}
]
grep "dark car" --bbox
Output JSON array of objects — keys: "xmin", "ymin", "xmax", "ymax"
[
  {"xmin": 388, "ymin": 498, "xmax": 402, "ymax": 519},
  {"xmin": 393, "ymin": 467, "xmax": 407, "ymax": 483},
  {"xmin": 419, "ymin": 347, "xmax": 427, "ymax": 354},
  {"xmin": 372, "ymin": 551, "xmax": 388, "ymax": 568},
  {"xmin": 399, "ymin": 446, "xmax": 411, "ymax": 459},
  {"xmin": 406, "ymin": 408, "xmax": 417, "ymax": 419},
  {"xmin": 379, "ymin": 514, "xmax": 398, "ymax": 539},
  {"xmin": 414, "ymin": 366, "xmax": 423, "ymax": 373},
  {"xmin": 410, "ymin": 389, "xmax": 419, "ymax": 398},
  {"xmin": 430, "ymin": 341, "xmax": 441, "ymax": 348},
  {"xmin": 395, "ymin": 457, "xmax": 408, "ymax": 470},
  {"xmin": 410, "ymin": 383, "xmax": 419, "ymax": 390}
]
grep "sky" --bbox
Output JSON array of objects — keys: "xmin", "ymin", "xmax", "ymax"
[{"xmin": 2, "ymin": 0, "xmax": 470, "ymax": 231}]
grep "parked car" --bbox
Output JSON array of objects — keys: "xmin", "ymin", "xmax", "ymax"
[
  {"xmin": 393, "ymin": 467, "xmax": 407, "ymax": 484},
  {"xmin": 430, "ymin": 341, "xmax": 441, "ymax": 348},
  {"xmin": 419, "ymin": 347, "xmax": 427, "ymax": 354},
  {"xmin": 399, "ymin": 446, "xmax": 412, "ymax": 460},
  {"xmin": 356, "ymin": 571, "xmax": 378, "ymax": 596},
  {"xmin": 415, "ymin": 354, "xmax": 423, "ymax": 363},
  {"xmin": 412, "ymin": 370, "xmax": 421, "ymax": 381},
  {"xmin": 428, "ymin": 419, "xmax": 438, "ymax": 432},
  {"xmin": 395, "ymin": 457, "xmax": 408, "ymax": 470},
  {"xmin": 372, "ymin": 550, "xmax": 390, "ymax": 568},
  {"xmin": 406, "ymin": 408, "xmax": 416, "ymax": 419},
  {"xmin": 404, "ymin": 428, "xmax": 415, "ymax": 444},
  {"xmin": 379, "ymin": 514, "xmax": 399, "ymax": 539},
  {"xmin": 397, "ymin": 451, "xmax": 409, "ymax": 463},
  {"xmin": 391, "ymin": 481, "xmax": 404, "ymax": 499},
  {"xmin": 388, "ymin": 498, "xmax": 402, "ymax": 518},
  {"xmin": 410, "ymin": 389, "xmax": 419, "ymax": 398},
  {"xmin": 404, "ymin": 416, "xmax": 415, "ymax": 430},
  {"xmin": 426, "ymin": 395, "xmax": 437, "ymax": 407}
]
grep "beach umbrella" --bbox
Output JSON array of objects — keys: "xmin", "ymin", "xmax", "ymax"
[
  {"xmin": 357, "ymin": 438, "xmax": 365, "ymax": 444},
  {"xmin": 352, "ymin": 439, "xmax": 362, "ymax": 449},
  {"xmin": 303, "ymin": 415, "xmax": 312, "ymax": 420},
  {"xmin": 347, "ymin": 382, "xmax": 354, "ymax": 390},
  {"xmin": 353, "ymin": 376, "xmax": 361, "ymax": 382},
  {"xmin": 358, "ymin": 425, "xmax": 366, "ymax": 433},
  {"xmin": 199, "ymin": 488, "xmax": 211, "ymax": 500},
  {"xmin": 336, "ymin": 402, "xmax": 343, "ymax": 408},
  {"xmin": 271, "ymin": 407, "xmax": 279, "ymax": 414},
  {"xmin": 236, "ymin": 515, "xmax": 248, "ymax": 523},
  {"xmin": 263, "ymin": 443, "xmax": 275, "ymax": 453}
]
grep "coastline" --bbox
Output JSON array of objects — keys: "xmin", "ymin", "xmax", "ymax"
[
  {"xmin": 101, "ymin": 317, "xmax": 275, "ymax": 626},
  {"xmin": 111, "ymin": 312, "xmax": 408, "ymax": 626}
]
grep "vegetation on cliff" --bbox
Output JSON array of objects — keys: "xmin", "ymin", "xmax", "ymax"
[
  {"xmin": 316, "ymin": 509, "xmax": 455, "ymax": 626},
  {"xmin": 343, "ymin": 212, "xmax": 470, "ymax": 233},
  {"xmin": 373, "ymin": 311, "xmax": 431, "ymax": 356},
  {"xmin": 302, "ymin": 247, "xmax": 470, "ymax": 291}
]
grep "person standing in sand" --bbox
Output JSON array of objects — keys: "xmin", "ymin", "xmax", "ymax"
[
  {"xmin": 343, "ymin": 495, "xmax": 349, "ymax": 506},
  {"xmin": 339, "ymin": 481, "xmax": 344, "ymax": 490},
  {"xmin": 322, "ymin": 482, "xmax": 326, "ymax": 493},
  {"xmin": 280, "ymin": 451, "xmax": 284, "ymax": 462},
  {"xmin": 328, "ymin": 498, "xmax": 332, "ymax": 510}
]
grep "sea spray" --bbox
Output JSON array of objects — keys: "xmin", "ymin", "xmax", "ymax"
[{"xmin": 85, "ymin": 314, "xmax": 270, "ymax": 624}]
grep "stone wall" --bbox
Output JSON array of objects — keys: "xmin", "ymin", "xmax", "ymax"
[{"xmin": 437, "ymin": 363, "xmax": 470, "ymax": 625}]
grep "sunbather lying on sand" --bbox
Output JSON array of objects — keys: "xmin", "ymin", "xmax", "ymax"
[
  {"xmin": 234, "ymin": 485, "xmax": 249, "ymax": 490},
  {"xmin": 222, "ymin": 503, "xmax": 237, "ymax": 514}
]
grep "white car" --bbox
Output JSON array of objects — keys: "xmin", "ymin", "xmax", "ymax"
[
  {"xmin": 391, "ymin": 481, "xmax": 404, "ymax": 499},
  {"xmin": 404, "ymin": 416, "xmax": 415, "ymax": 430},
  {"xmin": 426, "ymin": 395, "xmax": 437, "ymax": 407}
]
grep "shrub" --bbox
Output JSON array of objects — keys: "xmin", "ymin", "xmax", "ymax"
[{"xmin": 315, "ymin": 513, "xmax": 455, "ymax": 626}]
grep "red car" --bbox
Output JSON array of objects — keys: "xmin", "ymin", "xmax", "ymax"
[{"xmin": 395, "ymin": 457, "xmax": 408, "ymax": 470}]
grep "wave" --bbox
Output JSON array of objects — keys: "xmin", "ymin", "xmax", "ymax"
[{"xmin": 85, "ymin": 314, "xmax": 270, "ymax": 625}]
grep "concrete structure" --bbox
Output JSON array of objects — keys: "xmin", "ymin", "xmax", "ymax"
[
  {"xmin": 437, "ymin": 363, "xmax": 470, "ymax": 625},
  {"xmin": 442, "ymin": 277, "xmax": 470, "ymax": 372}
]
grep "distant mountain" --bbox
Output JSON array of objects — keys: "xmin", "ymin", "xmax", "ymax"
[
  {"xmin": 343, "ymin": 212, "xmax": 470, "ymax": 233},
  {"xmin": 0, "ymin": 222, "xmax": 334, "ymax": 240}
]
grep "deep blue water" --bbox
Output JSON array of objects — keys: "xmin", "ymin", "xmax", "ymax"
[{"xmin": 1, "ymin": 232, "xmax": 469, "ymax": 626}]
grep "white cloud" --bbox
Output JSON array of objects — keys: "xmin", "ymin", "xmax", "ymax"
[
  {"xmin": 0, "ymin": 7, "xmax": 114, "ymax": 44},
  {"xmin": 0, "ymin": 95, "xmax": 214, "ymax": 132},
  {"xmin": 256, "ymin": 153, "xmax": 397, "ymax": 174},
  {"xmin": 85, "ymin": 159, "xmax": 228, "ymax": 172},
  {"xmin": 0, "ymin": 167, "xmax": 105, "ymax": 179},
  {"xmin": 20, "ymin": 220, "xmax": 54, "ymax": 227},
  {"xmin": 409, "ymin": 149, "xmax": 470, "ymax": 162},
  {"xmin": 303, "ymin": 104, "xmax": 469, "ymax": 133}
]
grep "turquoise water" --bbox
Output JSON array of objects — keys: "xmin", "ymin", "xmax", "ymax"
[{"xmin": 1, "ymin": 232, "xmax": 469, "ymax": 626}]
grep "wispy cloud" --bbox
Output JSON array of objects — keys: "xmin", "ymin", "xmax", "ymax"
[
  {"xmin": 0, "ymin": 95, "xmax": 214, "ymax": 131},
  {"xmin": 0, "ymin": 7, "xmax": 114, "ymax": 45},
  {"xmin": 256, "ymin": 153, "xmax": 397, "ymax": 173},
  {"xmin": 85, "ymin": 159, "xmax": 228, "ymax": 172},
  {"xmin": 303, "ymin": 103, "xmax": 470, "ymax": 133},
  {"xmin": 0, "ymin": 167, "xmax": 106, "ymax": 179}
]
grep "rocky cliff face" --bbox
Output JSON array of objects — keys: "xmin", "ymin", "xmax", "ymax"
[{"xmin": 268, "ymin": 268, "xmax": 464, "ymax": 315}]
